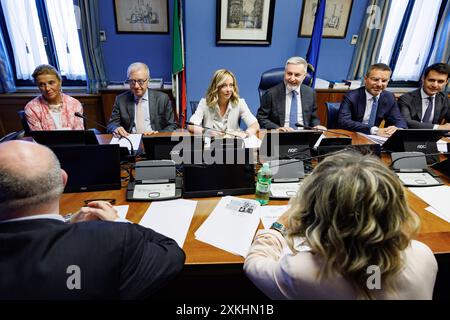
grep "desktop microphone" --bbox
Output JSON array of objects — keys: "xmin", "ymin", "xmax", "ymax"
[
  {"xmin": 74, "ymin": 112, "xmax": 136, "ymax": 162},
  {"xmin": 295, "ymin": 123, "xmax": 351, "ymax": 138},
  {"xmin": 186, "ymin": 121, "xmax": 245, "ymax": 139},
  {"xmin": 390, "ymin": 152, "xmax": 450, "ymax": 169}
]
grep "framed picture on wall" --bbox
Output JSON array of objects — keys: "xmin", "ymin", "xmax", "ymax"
[
  {"xmin": 216, "ymin": 0, "xmax": 276, "ymax": 45},
  {"xmin": 298, "ymin": 0, "xmax": 353, "ymax": 38},
  {"xmin": 113, "ymin": 0, "xmax": 169, "ymax": 34}
]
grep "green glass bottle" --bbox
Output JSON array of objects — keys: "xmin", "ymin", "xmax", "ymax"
[{"xmin": 255, "ymin": 162, "xmax": 272, "ymax": 205}]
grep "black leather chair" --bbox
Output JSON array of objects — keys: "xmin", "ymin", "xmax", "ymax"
[
  {"xmin": 325, "ymin": 102, "xmax": 341, "ymax": 129},
  {"xmin": 258, "ymin": 66, "xmax": 314, "ymax": 103},
  {"xmin": 17, "ymin": 110, "xmax": 31, "ymax": 135},
  {"xmin": 0, "ymin": 131, "xmax": 24, "ymax": 143}
]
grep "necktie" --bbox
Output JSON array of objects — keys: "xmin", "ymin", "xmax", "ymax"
[
  {"xmin": 422, "ymin": 97, "xmax": 433, "ymax": 123},
  {"xmin": 289, "ymin": 90, "xmax": 298, "ymax": 128},
  {"xmin": 368, "ymin": 96, "xmax": 378, "ymax": 127},
  {"xmin": 135, "ymin": 98, "xmax": 145, "ymax": 133}
]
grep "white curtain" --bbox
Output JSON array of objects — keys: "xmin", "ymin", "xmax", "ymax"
[
  {"xmin": 392, "ymin": 0, "xmax": 442, "ymax": 81},
  {"xmin": 45, "ymin": 0, "xmax": 86, "ymax": 80},
  {"xmin": 0, "ymin": 0, "xmax": 48, "ymax": 80},
  {"xmin": 376, "ymin": 0, "xmax": 409, "ymax": 64}
]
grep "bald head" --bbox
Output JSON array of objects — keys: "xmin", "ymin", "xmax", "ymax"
[{"xmin": 0, "ymin": 141, "xmax": 65, "ymax": 218}]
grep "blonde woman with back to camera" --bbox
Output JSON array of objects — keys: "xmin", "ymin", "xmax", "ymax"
[
  {"xmin": 244, "ymin": 152, "xmax": 437, "ymax": 299},
  {"xmin": 188, "ymin": 69, "xmax": 259, "ymax": 138}
]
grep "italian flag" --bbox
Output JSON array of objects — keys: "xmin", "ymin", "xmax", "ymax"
[{"xmin": 172, "ymin": 0, "xmax": 186, "ymax": 128}]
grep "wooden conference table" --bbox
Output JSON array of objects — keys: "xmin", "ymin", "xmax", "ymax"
[{"xmin": 58, "ymin": 130, "xmax": 450, "ymax": 265}]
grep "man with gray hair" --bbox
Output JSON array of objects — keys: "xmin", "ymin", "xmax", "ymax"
[
  {"xmin": 256, "ymin": 56, "xmax": 326, "ymax": 131},
  {"xmin": 107, "ymin": 62, "xmax": 177, "ymax": 136},
  {"xmin": 0, "ymin": 140, "xmax": 185, "ymax": 299}
]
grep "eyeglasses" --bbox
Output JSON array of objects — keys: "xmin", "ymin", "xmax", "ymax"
[{"xmin": 124, "ymin": 79, "xmax": 148, "ymax": 87}]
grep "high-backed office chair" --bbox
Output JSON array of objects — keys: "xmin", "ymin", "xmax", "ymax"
[
  {"xmin": 0, "ymin": 131, "xmax": 24, "ymax": 143},
  {"xmin": 258, "ymin": 66, "xmax": 314, "ymax": 103},
  {"xmin": 325, "ymin": 102, "xmax": 341, "ymax": 129},
  {"xmin": 17, "ymin": 110, "xmax": 31, "ymax": 135}
]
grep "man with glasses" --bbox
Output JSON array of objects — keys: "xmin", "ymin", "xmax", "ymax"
[
  {"xmin": 398, "ymin": 63, "xmax": 450, "ymax": 129},
  {"xmin": 338, "ymin": 63, "xmax": 407, "ymax": 137},
  {"xmin": 107, "ymin": 62, "xmax": 177, "ymax": 136},
  {"xmin": 257, "ymin": 56, "xmax": 326, "ymax": 131}
]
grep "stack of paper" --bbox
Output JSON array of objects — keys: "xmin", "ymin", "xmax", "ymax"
[{"xmin": 195, "ymin": 196, "xmax": 261, "ymax": 257}]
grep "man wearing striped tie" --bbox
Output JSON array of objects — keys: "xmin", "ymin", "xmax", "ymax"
[
  {"xmin": 398, "ymin": 63, "xmax": 450, "ymax": 130},
  {"xmin": 338, "ymin": 63, "xmax": 407, "ymax": 137}
]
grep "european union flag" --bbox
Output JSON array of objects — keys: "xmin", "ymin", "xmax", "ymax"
[{"xmin": 306, "ymin": 0, "xmax": 326, "ymax": 87}]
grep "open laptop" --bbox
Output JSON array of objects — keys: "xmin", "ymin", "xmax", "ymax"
[
  {"xmin": 49, "ymin": 144, "xmax": 121, "ymax": 192},
  {"xmin": 30, "ymin": 130, "xmax": 98, "ymax": 146}
]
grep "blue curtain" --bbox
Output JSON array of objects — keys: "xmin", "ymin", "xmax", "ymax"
[
  {"xmin": 347, "ymin": 0, "xmax": 392, "ymax": 80},
  {"xmin": 78, "ymin": 0, "xmax": 108, "ymax": 93},
  {"xmin": 0, "ymin": 27, "xmax": 16, "ymax": 93},
  {"xmin": 305, "ymin": 0, "xmax": 326, "ymax": 87},
  {"xmin": 388, "ymin": 0, "xmax": 415, "ymax": 71}
]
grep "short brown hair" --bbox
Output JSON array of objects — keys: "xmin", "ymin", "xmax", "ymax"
[
  {"xmin": 32, "ymin": 64, "xmax": 62, "ymax": 83},
  {"xmin": 365, "ymin": 63, "xmax": 391, "ymax": 77}
]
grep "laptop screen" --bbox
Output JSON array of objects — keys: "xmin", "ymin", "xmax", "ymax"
[{"xmin": 49, "ymin": 144, "xmax": 121, "ymax": 193}]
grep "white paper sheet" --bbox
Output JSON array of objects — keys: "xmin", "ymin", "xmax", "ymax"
[
  {"xmin": 114, "ymin": 205, "xmax": 129, "ymax": 220},
  {"xmin": 437, "ymin": 139, "xmax": 448, "ymax": 153},
  {"xmin": 357, "ymin": 132, "xmax": 388, "ymax": 145},
  {"xmin": 425, "ymin": 206, "xmax": 450, "ymax": 224},
  {"xmin": 243, "ymin": 135, "xmax": 262, "ymax": 148},
  {"xmin": 409, "ymin": 186, "xmax": 450, "ymax": 215},
  {"xmin": 138, "ymin": 199, "xmax": 197, "ymax": 248},
  {"xmin": 259, "ymin": 205, "xmax": 290, "ymax": 229},
  {"xmin": 194, "ymin": 196, "xmax": 261, "ymax": 257},
  {"xmin": 110, "ymin": 133, "xmax": 142, "ymax": 152}
]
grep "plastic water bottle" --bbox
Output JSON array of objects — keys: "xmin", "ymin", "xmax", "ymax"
[{"xmin": 255, "ymin": 162, "xmax": 272, "ymax": 205}]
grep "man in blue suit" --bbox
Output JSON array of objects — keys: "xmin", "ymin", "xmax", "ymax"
[{"xmin": 337, "ymin": 63, "xmax": 407, "ymax": 137}]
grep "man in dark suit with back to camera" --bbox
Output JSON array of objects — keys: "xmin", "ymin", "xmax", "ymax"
[
  {"xmin": 0, "ymin": 140, "xmax": 185, "ymax": 299},
  {"xmin": 398, "ymin": 63, "xmax": 450, "ymax": 129},
  {"xmin": 338, "ymin": 63, "xmax": 407, "ymax": 137},
  {"xmin": 256, "ymin": 56, "xmax": 327, "ymax": 131},
  {"xmin": 107, "ymin": 62, "xmax": 177, "ymax": 136}
]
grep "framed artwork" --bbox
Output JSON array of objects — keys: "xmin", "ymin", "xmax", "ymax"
[
  {"xmin": 216, "ymin": 0, "xmax": 276, "ymax": 45},
  {"xmin": 298, "ymin": 0, "xmax": 353, "ymax": 38},
  {"xmin": 113, "ymin": 0, "xmax": 169, "ymax": 34}
]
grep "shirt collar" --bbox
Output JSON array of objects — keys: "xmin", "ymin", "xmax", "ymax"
[
  {"xmin": 285, "ymin": 86, "xmax": 300, "ymax": 96},
  {"xmin": 420, "ymin": 88, "xmax": 435, "ymax": 99},
  {"xmin": 134, "ymin": 90, "xmax": 149, "ymax": 102},
  {"xmin": 365, "ymin": 90, "xmax": 379, "ymax": 101},
  {"xmin": 0, "ymin": 213, "xmax": 65, "ymax": 224}
]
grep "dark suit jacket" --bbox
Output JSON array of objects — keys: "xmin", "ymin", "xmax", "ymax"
[
  {"xmin": 398, "ymin": 88, "xmax": 450, "ymax": 129},
  {"xmin": 107, "ymin": 90, "xmax": 177, "ymax": 133},
  {"xmin": 256, "ymin": 82, "xmax": 321, "ymax": 129},
  {"xmin": 337, "ymin": 87, "xmax": 407, "ymax": 134},
  {"xmin": 0, "ymin": 219, "xmax": 185, "ymax": 299}
]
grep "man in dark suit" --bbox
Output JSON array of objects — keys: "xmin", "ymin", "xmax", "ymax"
[
  {"xmin": 338, "ymin": 63, "xmax": 407, "ymax": 137},
  {"xmin": 398, "ymin": 63, "xmax": 450, "ymax": 130},
  {"xmin": 0, "ymin": 140, "xmax": 185, "ymax": 299},
  {"xmin": 107, "ymin": 62, "xmax": 177, "ymax": 136},
  {"xmin": 256, "ymin": 56, "xmax": 326, "ymax": 132}
]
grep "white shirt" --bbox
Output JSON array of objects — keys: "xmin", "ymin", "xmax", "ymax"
[
  {"xmin": 284, "ymin": 86, "xmax": 304, "ymax": 128},
  {"xmin": 420, "ymin": 88, "xmax": 439, "ymax": 129},
  {"xmin": 364, "ymin": 90, "xmax": 380, "ymax": 135},
  {"xmin": 189, "ymin": 98, "xmax": 257, "ymax": 133},
  {"xmin": 132, "ymin": 90, "xmax": 152, "ymax": 133}
]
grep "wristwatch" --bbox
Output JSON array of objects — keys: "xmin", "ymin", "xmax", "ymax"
[{"xmin": 270, "ymin": 221, "xmax": 287, "ymax": 235}]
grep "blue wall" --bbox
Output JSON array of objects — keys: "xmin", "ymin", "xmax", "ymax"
[{"xmin": 99, "ymin": 0, "xmax": 368, "ymax": 118}]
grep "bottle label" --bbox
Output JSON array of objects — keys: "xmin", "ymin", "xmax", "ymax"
[{"xmin": 257, "ymin": 182, "xmax": 270, "ymax": 193}]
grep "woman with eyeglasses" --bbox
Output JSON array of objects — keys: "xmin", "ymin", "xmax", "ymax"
[
  {"xmin": 24, "ymin": 64, "xmax": 84, "ymax": 131},
  {"xmin": 106, "ymin": 62, "xmax": 177, "ymax": 137},
  {"xmin": 188, "ymin": 69, "xmax": 259, "ymax": 138},
  {"xmin": 244, "ymin": 152, "xmax": 437, "ymax": 299}
]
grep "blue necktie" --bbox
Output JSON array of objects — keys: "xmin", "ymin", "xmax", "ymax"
[
  {"xmin": 289, "ymin": 90, "xmax": 298, "ymax": 128},
  {"xmin": 368, "ymin": 96, "xmax": 378, "ymax": 127},
  {"xmin": 422, "ymin": 97, "xmax": 433, "ymax": 123}
]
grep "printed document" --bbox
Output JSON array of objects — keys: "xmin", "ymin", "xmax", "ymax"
[
  {"xmin": 139, "ymin": 199, "xmax": 197, "ymax": 248},
  {"xmin": 195, "ymin": 196, "xmax": 261, "ymax": 257},
  {"xmin": 110, "ymin": 133, "xmax": 142, "ymax": 152},
  {"xmin": 409, "ymin": 186, "xmax": 450, "ymax": 215},
  {"xmin": 259, "ymin": 205, "xmax": 290, "ymax": 229}
]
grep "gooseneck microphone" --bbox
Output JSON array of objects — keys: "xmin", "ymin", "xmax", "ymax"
[
  {"xmin": 186, "ymin": 121, "xmax": 245, "ymax": 139},
  {"xmin": 295, "ymin": 123, "xmax": 351, "ymax": 138},
  {"xmin": 74, "ymin": 112, "xmax": 135, "ymax": 161}
]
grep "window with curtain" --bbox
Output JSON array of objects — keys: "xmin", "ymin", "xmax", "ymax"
[
  {"xmin": 0, "ymin": 0, "xmax": 86, "ymax": 82},
  {"xmin": 376, "ymin": 0, "xmax": 443, "ymax": 82}
]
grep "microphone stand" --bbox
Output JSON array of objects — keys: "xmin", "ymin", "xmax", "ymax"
[
  {"xmin": 295, "ymin": 123, "xmax": 351, "ymax": 138},
  {"xmin": 74, "ymin": 112, "xmax": 136, "ymax": 163}
]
